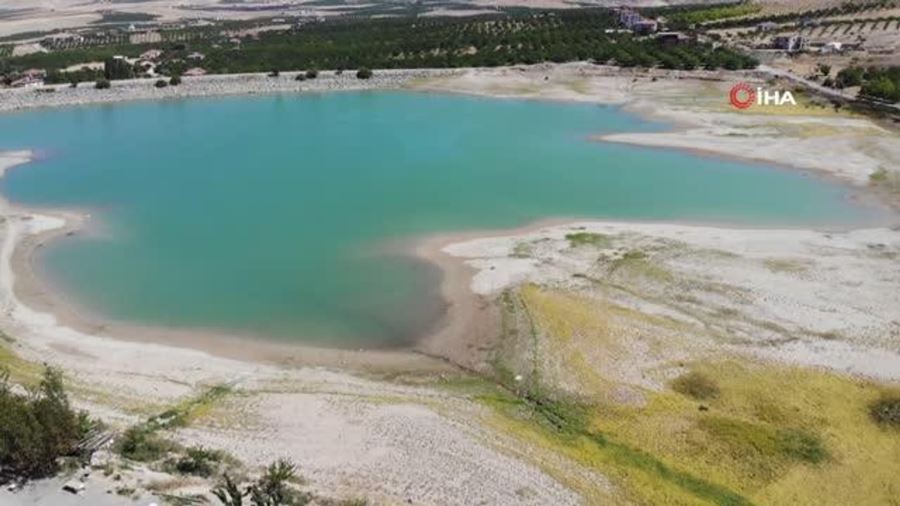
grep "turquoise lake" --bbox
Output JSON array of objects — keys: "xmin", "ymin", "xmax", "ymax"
[{"xmin": 0, "ymin": 92, "xmax": 884, "ymax": 347}]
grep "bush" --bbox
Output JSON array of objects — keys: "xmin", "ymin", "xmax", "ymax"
[
  {"xmin": 169, "ymin": 75, "xmax": 182, "ymax": 86},
  {"xmin": 0, "ymin": 367, "xmax": 89, "ymax": 480},
  {"xmin": 672, "ymin": 371, "xmax": 720, "ymax": 400},
  {"xmin": 305, "ymin": 69, "xmax": 318, "ymax": 79},
  {"xmin": 116, "ymin": 426, "xmax": 178, "ymax": 462},
  {"xmin": 165, "ymin": 446, "xmax": 226, "ymax": 477},
  {"xmin": 95, "ymin": 78, "xmax": 111, "ymax": 90},
  {"xmin": 213, "ymin": 459, "xmax": 311, "ymax": 506},
  {"xmin": 295, "ymin": 74, "xmax": 306, "ymax": 81},
  {"xmin": 154, "ymin": 79, "xmax": 168, "ymax": 88},
  {"xmin": 870, "ymin": 396, "xmax": 900, "ymax": 427},
  {"xmin": 269, "ymin": 69, "xmax": 280, "ymax": 77},
  {"xmin": 356, "ymin": 67, "xmax": 372, "ymax": 79}
]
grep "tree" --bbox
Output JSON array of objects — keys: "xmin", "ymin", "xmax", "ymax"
[
  {"xmin": 169, "ymin": 75, "xmax": 182, "ymax": 86},
  {"xmin": 0, "ymin": 367, "xmax": 88, "ymax": 481},
  {"xmin": 305, "ymin": 69, "xmax": 318, "ymax": 79},
  {"xmin": 154, "ymin": 79, "xmax": 168, "ymax": 88},
  {"xmin": 95, "ymin": 78, "xmax": 111, "ymax": 90},
  {"xmin": 356, "ymin": 67, "xmax": 373, "ymax": 79},
  {"xmin": 103, "ymin": 57, "xmax": 133, "ymax": 80},
  {"xmin": 817, "ymin": 63, "xmax": 832, "ymax": 78}
]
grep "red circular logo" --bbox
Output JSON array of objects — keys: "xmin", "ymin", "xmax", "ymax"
[{"xmin": 729, "ymin": 83, "xmax": 756, "ymax": 109}]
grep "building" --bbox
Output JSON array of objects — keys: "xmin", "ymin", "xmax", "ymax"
[
  {"xmin": 187, "ymin": 52, "xmax": 206, "ymax": 61},
  {"xmin": 614, "ymin": 7, "xmax": 658, "ymax": 34},
  {"xmin": 773, "ymin": 35, "xmax": 808, "ymax": 52},
  {"xmin": 756, "ymin": 21, "xmax": 778, "ymax": 32},
  {"xmin": 821, "ymin": 41, "xmax": 843, "ymax": 54},
  {"xmin": 656, "ymin": 32, "xmax": 693, "ymax": 46}
]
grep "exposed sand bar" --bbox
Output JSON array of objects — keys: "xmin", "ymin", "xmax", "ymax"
[{"xmin": 427, "ymin": 219, "xmax": 900, "ymax": 383}]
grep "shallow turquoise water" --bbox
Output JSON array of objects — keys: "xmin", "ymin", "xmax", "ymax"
[{"xmin": 0, "ymin": 92, "xmax": 882, "ymax": 346}]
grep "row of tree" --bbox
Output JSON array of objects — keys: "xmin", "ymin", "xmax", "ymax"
[
  {"xmin": 2, "ymin": 8, "xmax": 759, "ymax": 83},
  {"xmin": 834, "ymin": 66, "xmax": 900, "ymax": 103}
]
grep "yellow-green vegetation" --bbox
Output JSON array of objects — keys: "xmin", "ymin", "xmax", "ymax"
[
  {"xmin": 480, "ymin": 282, "xmax": 900, "ymax": 504},
  {"xmin": 0, "ymin": 334, "xmax": 42, "ymax": 386},
  {"xmin": 117, "ymin": 384, "xmax": 232, "ymax": 463},
  {"xmin": 667, "ymin": 3, "xmax": 762, "ymax": 29},
  {"xmin": 870, "ymin": 167, "xmax": 900, "ymax": 197},
  {"xmin": 477, "ymin": 354, "xmax": 900, "ymax": 505},
  {"xmin": 566, "ymin": 232, "xmax": 613, "ymax": 249},
  {"xmin": 762, "ymin": 258, "xmax": 809, "ymax": 274}
]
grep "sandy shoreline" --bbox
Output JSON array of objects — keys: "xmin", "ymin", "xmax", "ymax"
[{"xmin": 0, "ymin": 68, "xmax": 461, "ymax": 114}]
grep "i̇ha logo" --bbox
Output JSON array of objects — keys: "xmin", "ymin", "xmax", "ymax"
[{"xmin": 729, "ymin": 82, "xmax": 796, "ymax": 109}]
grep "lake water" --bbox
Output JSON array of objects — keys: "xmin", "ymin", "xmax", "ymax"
[{"xmin": 0, "ymin": 92, "xmax": 882, "ymax": 347}]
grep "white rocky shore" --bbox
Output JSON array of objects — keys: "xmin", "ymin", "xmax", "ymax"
[{"xmin": 0, "ymin": 68, "xmax": 461, "ymax": 113}]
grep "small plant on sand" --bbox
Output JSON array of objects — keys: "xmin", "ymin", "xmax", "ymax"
[
  {"xmin": 356, "ymin": 67, "xmax": 373, "ymax": 79},
  {"xmin": 213, "ymin": 459, "xmax": 311, "ymax": 506},
  {"xmin": 94, "ymin": 78, "xmax": 111, "ymax": 90},
  {"xmin": 154, "ymin": 79, "xmax": 168, "ymax": 88},
  {"xmin": 169, "ymin": 75, "xmax": 182, "ymax": 86},
  {"xmin": 870, "ymin": 395, "xmax": 900, "ymax": 427},
  {"xmin": 164, "ymin": 446, "xmax": 229, "ymax": 477},
  {"xmin": 305, "ymin": 69, "xmax": 318, "ymax": 79},
  {"xmin": 672, "ymin": 371, "xmax": 720, "ymax": 400},
  {"xmin": 116, "ymin": 426, "xmax": 178, "ymax": 462}
]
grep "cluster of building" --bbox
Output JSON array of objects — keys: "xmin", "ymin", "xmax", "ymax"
[
  {"xmin": 613, "ymin": 7, "xmax": 659, "ymax": 35},
  {"xmin": 8, "ymin": 69, "xmax": 46, "ymax": 88}
]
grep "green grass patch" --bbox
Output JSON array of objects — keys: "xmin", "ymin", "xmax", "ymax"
[
  {"xmin": 565, "ymin": 232, "xmax": 613, "ymax": 249},
  {"xmin": 699, "ymin": 416, "xmax": 827, "ymax": 466},
  {"xmin": 478, "ymin": 386, "xmax": 750, "ymax": 505},
  {"xmin": 116, "ymin": 383, "xmax": 232, "ymax": 463}
]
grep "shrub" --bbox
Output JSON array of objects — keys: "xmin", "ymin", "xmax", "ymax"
[
  {"xmin": 213, "ymin": 459, "xmax": 311, "ymax": 506},
  {"xmin": 269, "ymin": 69, "xmax": 280, "ymax": 77},
  {"xmin": 305, "ymin": 69, "xmax": 318, "ymax": 79},
  {"xmin": 356, "ymin": 67, "xmax": 373, "ymax": 79},
  {"xmin": 154, "ymin": 79, "xmax": 168, "ymax": 88},
  {"xmin": 116, "ymin": 426, "xmax": 178, "ymax": 462},
  {"xmin": 0, "ymin": 367, "xmax": 89, "ymax": 480},
  {"xmin": 165, "ymin": 446, "xmax": 226, "ymax": 477},
  {"xmin": 295, "ymin": 74, "xmax": 306, "ymax": 81},
  {"xmin": 870, "ymin": 396, "xmax": 900, "ymax": 427},
  {"xmin": 169, "ymin": 75, "xmax": 182, "ymax": 86},
  {"xmin": 95, "ymin": 78, "xmax": 111, "ymax": 90},
  {"xmin": 672, "ymin": 371, "xmax": 720, "ymax": 400}
]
